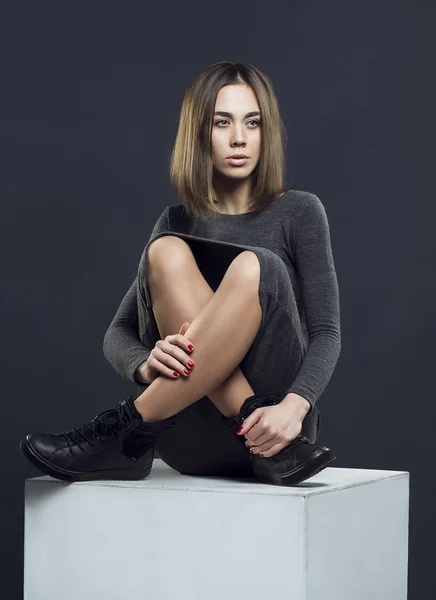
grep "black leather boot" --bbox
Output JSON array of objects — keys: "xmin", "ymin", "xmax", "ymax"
[
  {"xmin": 20, "ymin": 396, "xmax": 177, "ymax": 482},
  {"xmin": 223, "ymin": 392, "xmax": 337, "ymax": 486}
]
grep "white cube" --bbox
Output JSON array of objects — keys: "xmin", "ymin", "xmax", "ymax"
[{"xmin": 24, "ymin": 459, "xmax": 409, "ymax": 600}]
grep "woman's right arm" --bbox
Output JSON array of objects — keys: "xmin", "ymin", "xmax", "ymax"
[
  {"xmin": 102, "ymin": 276, "xmax": 152, "ymax": 385},
  {"xmin": 103, "ymin": 206, "xmax": 171, "ymax": 385}
]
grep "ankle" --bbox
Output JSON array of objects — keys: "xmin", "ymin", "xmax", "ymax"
[
  {"xmin": 220, "ymin": 410, "xmax": 239, "ymax": 418},
  {"xmin": 133, "ymin": 399, "xmax": 170, "ymax": 423}
]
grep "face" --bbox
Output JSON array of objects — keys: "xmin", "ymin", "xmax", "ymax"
[{"xmin": 211, "ymin": 83, "xmax": 261, "ymax": 180}]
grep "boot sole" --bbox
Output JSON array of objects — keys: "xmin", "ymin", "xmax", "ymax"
[
  {"xmin": 254, "ymin": 447, "xmax": 337, "ymax": 486},
  {"xmin": 20, "ymin": 437, "xmax": 153, "ymax": 482}
]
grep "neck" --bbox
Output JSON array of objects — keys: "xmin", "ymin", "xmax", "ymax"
[{"xmin": 212, "ymin": 174, "xmax": 252, "ymax": 214}]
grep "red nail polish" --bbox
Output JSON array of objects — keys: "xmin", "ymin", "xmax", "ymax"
[
  {"xmin": 260, "ymin": 453, "xmax": 264, "ymax": 457},
  {"xmin": 173, "ymin": 372, "xmax": 179, "ymax": 377},
  {"xmin": 184, "ymin": 369, "xmax": 190, "ymax": 375},
  {"xmin": 237, "ymin": 426, "xmax": 243, "ymax": 434},
  {"xmin": 188, "ymin": 345, "xmax": 194, "ymax": 350}
]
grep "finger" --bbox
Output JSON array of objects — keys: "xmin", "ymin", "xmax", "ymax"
[
  {"xmin": 179, "ymin": 322, "xmax": 193, "ymax": 341},
  {"xmin": 245, "ymin": 430, "xmax": 276, "ymax": 449},
  {"xmin": 237, "ymin": 408, "xmax": 262, "ymax": 435},
  {"xmin": 244, "ymin": 420, "xmax": 270, "ymax": 444},
  {"xmin": 163, "ymin": 340, "xmax": 194, "ymax": 370},
  {"xmin": 254, "ymin": 430, "xmax": 301, "ymax": 455},
  {"xmin": 154, "ymin": 347, "xmax": 190, "ymax": 378},
  {"xmin": 179, "ymin": 322, "xmax": 190, "ymax": 335},
  {"xmin": 180, "ymin": 334, "xmax": 195, "ymax": 351},
  {"xmin": 148, "ymin": 354, "xmax": 181, "ymax": 379},
  {"xmin": 170, "ymin": 333, "xmax": 195, "ymax": 353},
  {"xmin": 253, "ymin": 441, "xmax": 287, "ymax": 458}
]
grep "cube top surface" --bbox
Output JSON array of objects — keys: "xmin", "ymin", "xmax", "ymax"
[{"xmin": 25, "ymin": 459, "xmax": 409, "ymax": 497}]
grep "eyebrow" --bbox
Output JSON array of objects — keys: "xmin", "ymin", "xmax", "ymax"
[{"xmin": 214, "ymin": 111, "xmax": 261, "ymax": 118}]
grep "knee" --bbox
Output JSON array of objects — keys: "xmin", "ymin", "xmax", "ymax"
[
  {"xmin": 147, "ymin": 235, "xmax": 193, "ymax": 271},
  {"xmin": 227, "ymin": 251, "xmax": 261, "ymax": 288}
]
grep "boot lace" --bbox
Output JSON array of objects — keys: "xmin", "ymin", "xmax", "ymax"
[{"xmin": 60, "ymin": 403, "xmax": 132, "ymax": 454}]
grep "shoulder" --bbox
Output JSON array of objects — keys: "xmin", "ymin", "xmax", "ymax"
[
  {"xmin": 167, "ymin": 202, "xmax": 189, "ymax": 218},
  {"xmin": 281, "ymin": 190, "xmax": 329, "ymax": 225},
  {"xmin": 278, "ymin": 191, "xmax": 333, "ymax": 245},
  {"xmin": 166, "ymin": 202, "xmax": 193, "ymax": 231},
  {"xmin": 279, "ymin": 189, "xmax": 325, "ymax": 214}
]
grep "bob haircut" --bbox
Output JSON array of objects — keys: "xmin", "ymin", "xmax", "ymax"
[{"xmin": 169, "ymin": 61, "xmax": 295, "ymax": 220}]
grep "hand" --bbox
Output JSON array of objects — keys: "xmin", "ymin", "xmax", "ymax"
[
  {"xmin": 237, "ymin": 394, "xmax": 310, "ymax": 458},
  {"xmin": 136, "ymin": 322, "xmax": 195, "ymax": 384}
]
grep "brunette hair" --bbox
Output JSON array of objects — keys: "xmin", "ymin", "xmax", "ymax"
[{"xmin": 169, "ymin": 61, "xmax": 295, "ymax": 219}]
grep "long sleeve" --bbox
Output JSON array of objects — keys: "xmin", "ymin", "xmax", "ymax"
[
  {"xmin": 286, "ymin": 195, "xmax": 341, "ymax": 412},
  {"xmin": 102, "ymin": 207, "xmax": 170, "ymax": 385}
]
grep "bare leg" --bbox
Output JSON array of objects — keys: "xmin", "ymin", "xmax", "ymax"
[
  {"xmin": 146, "ymin": 236, "xmax": 255, "ymax": 417},
  {"xmin": 134, "ymin": 237, "xmax": 262, "ymax": 422}
]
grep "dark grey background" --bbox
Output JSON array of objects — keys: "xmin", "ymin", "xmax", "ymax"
[{"xmin": 1, "ymin": 1, "xmax": 433, "ymax": 598}]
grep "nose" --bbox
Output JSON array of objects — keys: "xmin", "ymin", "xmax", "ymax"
[
  {"xmin": 230, "ymin": 136, "xmax": 246, "ymax": 149},
  {"xmin": 230, "ymin": 124, "xmax": 246, "ymax": 146}
]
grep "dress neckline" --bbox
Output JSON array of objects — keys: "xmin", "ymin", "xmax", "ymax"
[{"xmin": 212, "ymin": 191, "xmax": 288, "ymax": 218}]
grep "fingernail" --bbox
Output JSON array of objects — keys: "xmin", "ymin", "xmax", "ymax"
[
  {"xmin": 237, "ymin": 426, "xmax": 243, "ymax": 434},
  {"xmin": 188, "ymin": 361, "xmax": 195, "ymax": 368},
  {"xmin": 188, "ymin": 345, "xmax": 194, "ymax": 350},
  {"xmin": 184, "ymin": 369, "xmax": 191, "ymax": 375},
  {"xmin": 173, "ymin": 372, "xmax": 180, "ymax": 377}
]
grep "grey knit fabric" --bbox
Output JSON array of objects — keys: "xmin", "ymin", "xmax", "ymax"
[{"xmin": 102, "ymin": 189, "xmax": 341, "ymax": 410}]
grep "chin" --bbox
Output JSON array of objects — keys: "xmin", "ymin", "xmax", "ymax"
[{"xmin": 215, "ymin": 167, "xmax": 253, "ymax": 178}]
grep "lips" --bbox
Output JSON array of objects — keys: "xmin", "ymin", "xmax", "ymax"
[
  {"xmin": 228, "ymin": 155, "xmax": 248, "ymax": 159},
  {"xmin": 227, "ymin": 156, "xmax": 249, "ymax": 166}
]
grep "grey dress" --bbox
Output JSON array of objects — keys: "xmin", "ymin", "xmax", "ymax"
[{"xmin": 102, "ymin": 190, "xmax": 341, "ymax": 476}]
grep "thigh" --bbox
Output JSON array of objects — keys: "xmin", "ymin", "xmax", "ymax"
[
  {"xmin": 236, "ymin": 247, "xmax": 321, "ymax": 443},
  {"xmin": 137, "ymin": 233, "xmax": 249, "ymax": 349},
  {"xmin": 235, "ymin": 245, "xmax": 305, "ymax": 390}
]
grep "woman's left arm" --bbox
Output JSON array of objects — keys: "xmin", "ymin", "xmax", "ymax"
[{"xmin": 283, "ymin": 193, "xmax": 342, "ymax": 415}]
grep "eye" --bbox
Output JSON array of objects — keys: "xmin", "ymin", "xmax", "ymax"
[{"xmin": 214, "ymin": 119, "xmax": 261, "ymax": 127}]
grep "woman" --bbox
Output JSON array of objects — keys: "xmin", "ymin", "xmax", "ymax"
[{"xmin": 20, "ymin": 61, "xmax": 341, "ymax": 487}]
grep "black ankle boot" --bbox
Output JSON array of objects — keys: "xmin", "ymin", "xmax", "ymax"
[
  {"xmin": 20, "ymin": 396, "xmax": 177, "ymax": 482},
  {"xmin": 223, "ymin": 392, "xmax": 337, "ymax": 487}
]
